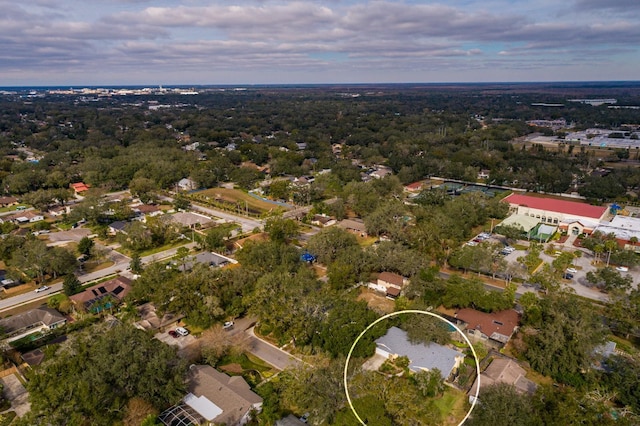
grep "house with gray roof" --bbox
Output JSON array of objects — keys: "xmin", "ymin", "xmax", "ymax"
[
  {"xmin": 469, "ymin": 357, "xmax": 537, "ymax": 402},
  {"xmin": 178, "ymin": 251, "xmax": 237, "ymax": 272},
  {"xmin": 374, "ymin": 326, "xmax": 464, "ymax": 380},
  {"xmin": 159, "ymin": 365, "xmax": 262, "ymax": 426},
  {"xmin": 0, "ymin": 306, "xmax": 66, "ymax": 343}
]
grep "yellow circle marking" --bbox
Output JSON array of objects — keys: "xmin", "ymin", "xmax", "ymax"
[{"xmin": 343, "ymin": 309, "xmax": 480, "ymax": 425}]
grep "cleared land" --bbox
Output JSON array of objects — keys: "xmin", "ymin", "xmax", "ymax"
[{"xmin": 193, "ymin": 187, "xmax": 289, "ymax": 215}]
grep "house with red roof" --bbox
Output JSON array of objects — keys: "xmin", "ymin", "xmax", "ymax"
[
  {"xmin": 70, "ymin": 182, "xmax": 90, "ymax": 195},
  {"xmin": 404, "ymin": 181, "xmax": 425, "ymax": 193},
  {"xmin": 502, "ymin": 193, "xmax": 608, "ymax": 235},
  {"xmin": 70, "ymin": 276, "xmax": 132, "ymax": 313},
  {"xmin": 454, "ymin": 308, "xmax": 520, "ymax": 348}
]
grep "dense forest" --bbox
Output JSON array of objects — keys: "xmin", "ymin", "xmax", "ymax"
[{"xmin": 1, "ymin": 84, "xmax": 640, "ymax": 201}]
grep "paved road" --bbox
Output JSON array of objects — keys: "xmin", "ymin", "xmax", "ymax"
[
  {"xmin": 158, "ymin": 195, "xmax": 263, "ymax": 233},
  {"xmin": 141, "ymin": 242, "xmax": 198, "ymax": 265},
  {"xmin": 0, "ymin": 242, "xmax": 196, "ymax": 313},
  {"xmin": 244, "ymin": 327, "xmax": 303, "ymax": 370}
]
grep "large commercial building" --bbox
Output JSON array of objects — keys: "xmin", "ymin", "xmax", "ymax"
[{"xmin": 502, "ymin": 193, "xmax": 608, "ymax": 235}]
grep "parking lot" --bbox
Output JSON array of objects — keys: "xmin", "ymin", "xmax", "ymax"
[
  {"xmin": 497, "ymin": 240, "xmax": 638, "ymax": 302},
  {"xmin": 463, "ymin": 230, "xmax": 640, "ymax": 303}
]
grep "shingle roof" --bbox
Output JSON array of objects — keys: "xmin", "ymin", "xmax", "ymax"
[
  {"xmin": 469, "ymin": 358, "xmax": 537, "ymax": 396},
  {"xmin": 187, "ymin": 365, "xmax": 262, "ymax": 425},
  {"xmin": 378, "ymin": 272, "xmax": 405, "ymax": 287},
  {"xmin": 0, "ymin": 306, "xmax": 66, "ymax": 334},
  {"xmin": 337, "ymin": 218, "xmax": 367, "ymax": 233},
  {"xmin": 375, "ymin": 327, "xmax": 463, "ymax": 377},
  {"xmin": 503, "ymin": 193, "xmax": 607, "ymax": 220},
  {"xmin": 455, "ymin": 308, "xmax": 519, "ymax": 343},
  {"xmin": 69, "ymin": 276, "xmax": 132, "ymax": 308}
]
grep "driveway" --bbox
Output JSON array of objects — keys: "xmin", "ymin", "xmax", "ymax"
[
  {"xmin": 245, "ymin": 327, "xmax": 303, "ymax": 370},
  {"xmin": 46, "ymin": 228, "xmax": 92, "ymax": 243},
  {"xmin": 155, "ymin": 330, "xmax": 197, "ymax": 350},
  {"xmin": 0, "ymin": 373, "xmax": 30, "ymax": 417}
]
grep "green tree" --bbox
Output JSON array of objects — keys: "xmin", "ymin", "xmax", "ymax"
[
  {"xmin": 10, "ymin": 238, "xmax": 50, "ymax": 284},
  {"xmin": 522, "ymin": 294, "xmax": 607, "ymax": 385},
  {"xmin": 24, "ymin": 324, "xmax": 186, "ymax": 426},
  {"xmin": 62, "ymin": 274, "xmax": 82, "ymax": 296},
  {"xmin": 77, "ymin": 236, "xmax": 94, "ymax": 257},
  {"xmin": 412, "ymin": 368, "xmax": 445, "ymax": 397},
  {"xmin": 306, "ymin": 227, "xmax": 358, "ymax": 265},
  {"xmin": 173, "ymin": 194, "xmax": 190, "ymax": 211},
  {"xmin": 586, "ymin": 267, "xmax": 632, "ymax": 292},
  {"xmin": 264, "ymin": 216, "xmax": 299, "ymax": 243},
  {"xmin": 129, "ymin": 177, "xmax": 158, "ymax": 203},
  {"xmin": 404, "ymin": 315, "xmax": 451, "ymax": 346},
  {"xmin": 129, "ymin": 252, "xmax": 143, "ymax": 274},
  {"xmin": 202, "ymin": 224, "xmax": 234, "ymax": 251},
  {"xmin": 467, "ymin": 383, "xmax": 540, "ymax": 426}
]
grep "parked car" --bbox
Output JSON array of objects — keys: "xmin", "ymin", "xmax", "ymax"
[
  {"xmin": 168, "ymin": 330, "xmax": 178, "ymax": 338},
  {"xmin": 299, "ymin": 413, "xmax": 310, "ymax": 423},
  {"xmin": 223, "ymin": 321, "xmax": 234, "ymax": 330},
  {"xmin": 563, "ymin": 273, "xmax": 574, "ymax": 280},
  {"xmin": 566, "ymin": 267, "xmax": 578, "ymax": 274},
  {"xmin": 175, "ymin": 327, "xmax": 189, "ymax": 336},
  {"xmin": 616, "ymin": 266, "xmax": 629, "ymax": 272},
  {"xmin": 35, "ymin": 285, "xmax": 50, "ymax": 293}
]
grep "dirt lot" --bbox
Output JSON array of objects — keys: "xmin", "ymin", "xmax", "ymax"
[{"xmin": 357, "ymin": 288, "xmax": 395, "ymax": 314}]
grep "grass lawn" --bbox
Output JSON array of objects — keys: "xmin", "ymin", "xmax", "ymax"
[
  {"xmin": 135, "ymin": 240, "xmax": 190, "ymax": 257},
  {"xmin": 0, "ymin": 299, "xmax": 48, "ymax": 318},
  {"xmin": 433, "ymin": 388, "xmax": 469, "ymax": 425},
  {"xmin": 194, "ymin": 187, "xmax": 288, "ymax": 214},
  {"xmin": 357, "ymin": 236, "xmax": 379, "ymax": 247},
  {"xmin": 219, "ymin": 352, "xmax": 273, "ymax": 373},
  {"xmin": 82, "ymin": 260, "xmax": 115, "ymax": 274},
  {"xmin": 218, "ymin": 352, "xmax": 277, "ymax": 385},
  {"xmin": 0, "ymin": 204, "xmax": 29, "ymax": 213},
  {"xmin": 55, "ymin": 222, "xmax": 74, "ymax": 231}
]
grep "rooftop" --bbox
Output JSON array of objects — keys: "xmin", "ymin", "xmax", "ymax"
[
  {"xmin": 455, "ymin": 308, "xmax": 519, "ymax": 343},
  {"xmin": 375, "ymin": 326, "xmax": 463, "ymax": 377},
  {"xmin": 469, "ymin": 358, "xmax": 537, "ymax": 396},
  {"xmin": 69, "ymin": 276, "xmax": 132, "ymax": 309},
  {"xmin": 0, "ymin": 306, "xmax": 66, "ymax": 335},
  {"xmin": 503, "ymin": 193, "xmax": 607, "ymax": 220},
  {"xmin": 378, "ymin": 272, "xmax": 406, "ymax": 287}
]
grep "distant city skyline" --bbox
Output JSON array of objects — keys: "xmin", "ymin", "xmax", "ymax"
[{"xmin": 2, "ymin": 0, "xmax": 639, "ymax": 86}]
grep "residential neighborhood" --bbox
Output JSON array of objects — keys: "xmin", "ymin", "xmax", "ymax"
[{"xmin": 0, "ymin": 85, "xmax": 638, "ymax": 425}]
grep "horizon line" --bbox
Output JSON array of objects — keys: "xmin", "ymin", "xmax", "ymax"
[{"xmin": 2, "ymin": 80, "xmax": 640, "ymax": 89}]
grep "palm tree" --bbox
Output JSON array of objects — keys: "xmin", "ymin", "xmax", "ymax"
[{"xmin": 593, "ymin": 244, "xmax": 604, "ymax": 264}]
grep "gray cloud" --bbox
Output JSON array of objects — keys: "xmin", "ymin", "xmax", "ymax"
[{"xmin": 1, "ymin": 0, "xmax": 639, "ymax": 84}]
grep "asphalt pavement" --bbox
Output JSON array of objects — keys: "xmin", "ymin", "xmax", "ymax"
[
  {"xmin": 158, "ymin": 195, "xmax": 263, "ymax": 233},
  {"xmin": 244, "ymin": 326, "xmax": 303, "ymax": 370}
]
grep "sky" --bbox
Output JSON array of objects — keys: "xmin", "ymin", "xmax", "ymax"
[{"xmin": 1, "ymin": 0, "xmax": 639, "ymax": 86}]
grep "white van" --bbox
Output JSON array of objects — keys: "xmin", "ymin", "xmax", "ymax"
[{"xmin": 175, "ymin": 327, "xmax": 189, "ymax": 336}]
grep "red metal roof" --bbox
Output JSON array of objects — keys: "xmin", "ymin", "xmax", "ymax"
[{"xmin": 503, "ymin": 193, "xmax": 607, "ymax": 220}]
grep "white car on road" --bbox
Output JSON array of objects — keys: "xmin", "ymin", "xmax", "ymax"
[
  {"xmin": 566, "ymin": 267, "xmax": 578, "ymax": 274},
  {"xmin": 34, "ymin": 285, "xmax": 50, "ymax": 293},
  {"xmin": 616, "ymin": 266, "xmax": 629, "ymax": 272}
]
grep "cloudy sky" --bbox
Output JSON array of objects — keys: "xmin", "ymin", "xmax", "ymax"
[{"xmin": 2, "ymin": 0, "xmax": 639, "ymax": 86}]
